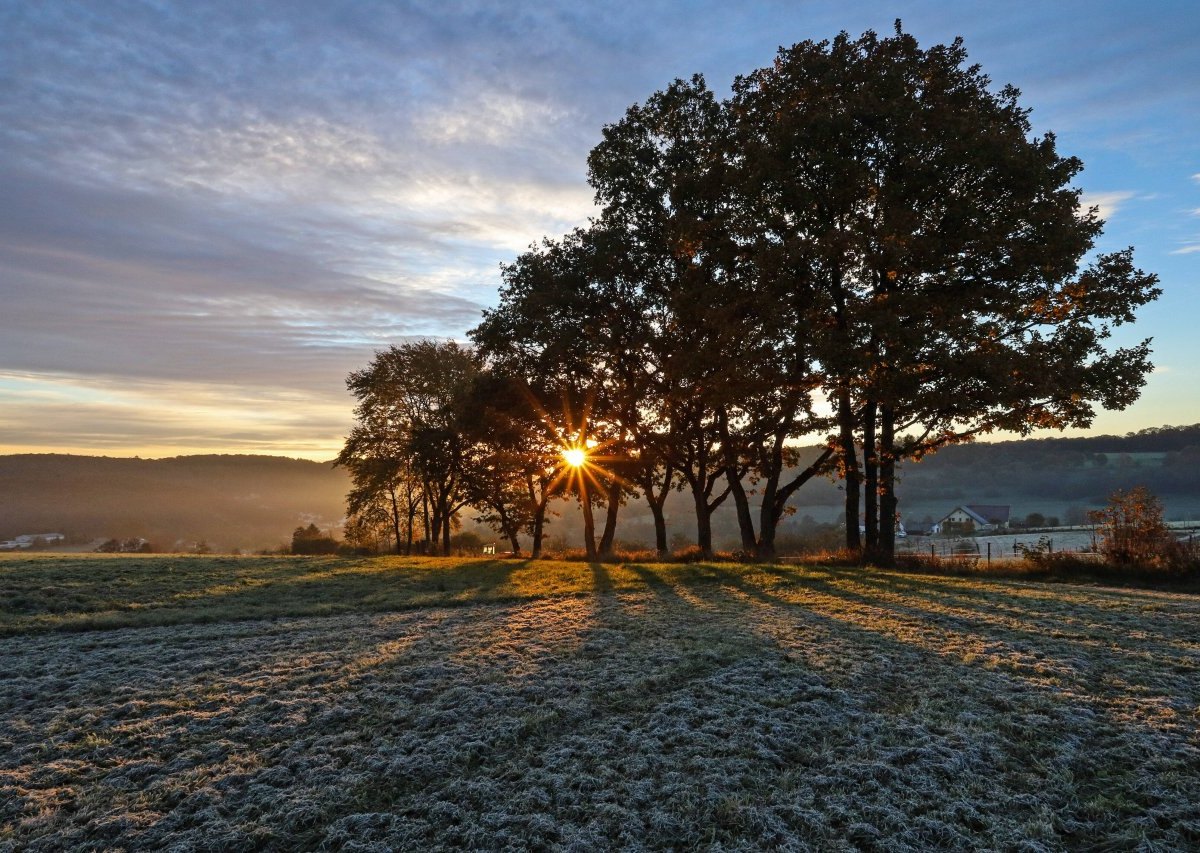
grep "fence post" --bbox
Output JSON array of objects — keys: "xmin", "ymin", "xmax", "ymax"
[{"xmin": 987, "ymin": 541, "xmax": 991, "ymax": 568}]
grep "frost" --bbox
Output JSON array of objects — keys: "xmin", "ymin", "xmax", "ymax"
[{"xmin": 1, "ymin": 573, "xmax": 1198, "ymax": 849}]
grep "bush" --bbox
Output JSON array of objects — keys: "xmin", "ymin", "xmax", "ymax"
[{"xmin": 1089, "ymin": 487, "xmax": 1193, "ymax": 574}]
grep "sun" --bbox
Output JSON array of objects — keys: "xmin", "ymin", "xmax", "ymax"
[{"xmin": 562, "ymin": 447, "xmax": 587, "ymax": 468}]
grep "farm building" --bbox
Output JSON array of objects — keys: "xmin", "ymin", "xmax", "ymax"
[
  {"xmin": 1, "ymin": 533, "xmax": 66, "ymax": 550},
  {"xmin": 933, "ymin": 505, "xmax": 1010, "ymax": 534}
]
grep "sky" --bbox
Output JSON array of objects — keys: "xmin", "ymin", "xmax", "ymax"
[{"xmin": 1, "ymin": 1, "xmax": 1197, "ymax": 461}]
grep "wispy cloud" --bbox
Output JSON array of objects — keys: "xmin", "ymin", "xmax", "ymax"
[
  {"xmin": 1079, "ymin": 190, "xmax": 1136, "ymax": 222},
  {"xmin": 1169, "ymin": 244, "xmax": 1200, "ymax": 255},
  {"xmin": 0, "ymin": 1, "xmax": 1197, "ymax": 457},
  {"xmin": 0, "ymin": 371, "xmax": 352, "ymax": 459}
]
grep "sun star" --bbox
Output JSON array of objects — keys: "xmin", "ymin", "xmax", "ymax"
[{"xmin": 563, "ymin": 447, "xmax": 587, "ymax": 468}]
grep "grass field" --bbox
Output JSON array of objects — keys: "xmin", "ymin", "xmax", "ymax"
[{"xmin": 2, "ymin": 555, "xmax": 1199, "ymax": 850}]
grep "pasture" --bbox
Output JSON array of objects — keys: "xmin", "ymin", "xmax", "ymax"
[{"xmin": 2, "ymin": 554, "xmax": 1199, "ymax": 850}]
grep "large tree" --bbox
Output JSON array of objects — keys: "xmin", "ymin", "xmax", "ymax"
[
  {"xmin": 587, "ymin": 75, "xmax": 840, "ymax": 559},
  {"xmin": 728, "ymin": 24, "xmax": 1159, "ymax": 562},
  {"xmin": 338, "ymin": 341, "xmax": 479, "ymax": 555},
  {"xmin": 471, "ymin": 227, "xmax": 648, "ymax": 559}
]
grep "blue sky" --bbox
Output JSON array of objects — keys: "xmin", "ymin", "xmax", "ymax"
[{"xmin": 0, "ymin": 0, "xmax": 1196, "ymax": 460}]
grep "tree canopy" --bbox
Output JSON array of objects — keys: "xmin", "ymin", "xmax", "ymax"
[{"xmin": 342, "ymin": 23, "xmax": 1159, "ymax": 564}]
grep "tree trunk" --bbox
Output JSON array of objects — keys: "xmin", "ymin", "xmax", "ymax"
[
  {"xmin": 863, "ymin": 401, "xmax": 878, "ymax": 553},
  {"xmin": 388, "ymin": 485, "xmax": 403, "ymax": 555},
  {"xmin": 597, "ymin": 477, "xmax": 621, "ymax": 556},
  {"xmin": 493, "ymin": 503, "xmax": 520, "ymax": 555},
  {"xmin": 421, "ymin": 488, "xmax": 431, "ymax": 555},
  {"xmin": 719, "ymin": 412, "xmax": 757, "ymax": 554},
  {"xmin": 755, "ymin": 433, "xmax": 788, "ymax": 562},
  {"xmin": 650, "ymin": 501, "xmax": 668, "ymax": 556},
  {"xmin": 838, "ymin": 389, "xmax": 862, "ymax": 552},
  {"xmin": 692, "ymin": 487, "xmax": 713, "ymax": 558},
  {"xmin": 581, "ymin": 493, "xmax": 597, "ymax": 560},
  {"xmin": 878, "ymin": 405, "xmax": 898, "ymax": 567},
  {"xmin": 530, "ymin": 499, "xmax": 547, "ymax": 558},
  {"xmin": 405, "ymin": 488, "xmax": 417, "ymax": 555},
  {"xmin": 639, "ymin": 463, "xmax": 673, "ymax": 557}
]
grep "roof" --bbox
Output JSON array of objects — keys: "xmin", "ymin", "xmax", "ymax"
[
  {"xmin": 937, "ymin": 505, "xmax": 1011, "ymax": 526},
  {"xmin": 966, "ymin": 505, "xmax": 1010, "ymax": 524}
]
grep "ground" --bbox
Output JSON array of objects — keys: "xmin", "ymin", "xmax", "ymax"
[{"xmin": 2, "ymin": 556, "xmax": 1199, "ymax": 850}]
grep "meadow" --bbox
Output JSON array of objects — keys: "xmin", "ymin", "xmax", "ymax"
[{"xmin": 2, "ymin": 554, "xmax": 1199, "ymax": 850}]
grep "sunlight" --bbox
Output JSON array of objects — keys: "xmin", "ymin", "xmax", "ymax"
[{"xmin": 562, "ymin": 447, "xmax": 587, "ymax": 468}]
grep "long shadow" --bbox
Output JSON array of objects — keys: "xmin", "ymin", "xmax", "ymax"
[
  {"xmin": 813, "ymin": 566, "xmax": 1200, "ymax": 653},
  {"xmin": 6, "ymin": 557, "xmax": 540, "ymax": 637},
  {"xmin": 740, "ymin": 564, "xmax": 1200, "ymax": 714},
  {"xmin": 589, "ymin": 561, "xmax": 614, "ymax": 594},
  {"xmin": 17, "ymin": 557, "xmax": 1197, "ymax": 851}
]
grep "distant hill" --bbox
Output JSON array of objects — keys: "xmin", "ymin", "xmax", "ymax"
[
  {"xmin": 0, "ymin": 454, "xmax": 348, "ymax": 551},
  {"xmin": 3, "ymin": 425, "xmax": 1198, "ymax": 554},
  {"xmin": 888, "ymin": 424, "xmax": 1200, "ymax": 527}
]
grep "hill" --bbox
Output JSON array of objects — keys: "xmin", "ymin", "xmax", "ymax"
[
  {"xmin": 0, "ymin": 454, "xmax": 348, "ymax": 551},
  {"xmin": 2, "ymin": 424, "xmax": 1198, "ymax": 554}
]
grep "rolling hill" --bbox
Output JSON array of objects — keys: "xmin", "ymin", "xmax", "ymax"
[
  {"xmin": 0, "ymin": 454, "xmax": 348, "ymax": 551},
  {"xmin": 2, "ymin": 424, "xmax": 1198, "ymax": 553}
]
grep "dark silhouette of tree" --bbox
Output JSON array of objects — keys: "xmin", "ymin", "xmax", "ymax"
[
  {"xmin": 341, "ymin": 24, "xmax": 1159, "ymax": 568},
  {"xmin": 471, "ymin": 229, "xmax": 644, "ymax": 559},
  {"xmin": 587, "ymin": 76, "xmax": 833, "ymax": 559},
  {"xmin": 291, "ymin": 523, "xmax": 338, "ymax": 555},
  {"xmin": 338, "ymin": 341, "xmax": 478, "ymax": 555},
  {"xmin": 727, "ymin": 23, "xmax": 1159, "ymax": 563}
]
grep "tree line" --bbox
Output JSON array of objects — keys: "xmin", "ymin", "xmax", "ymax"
[{"xmin": 338, "ymin": 24, "xmax": 1159, "ymax": 565}]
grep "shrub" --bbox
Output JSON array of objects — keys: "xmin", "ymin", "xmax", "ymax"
[{"xmin": 1088, "ymin": 487, "xmax": 1188, "ymax": 573}]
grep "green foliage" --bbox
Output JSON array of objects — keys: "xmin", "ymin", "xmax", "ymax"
[{"xmin": 337, "ymin": 341, "xmax": 481, "ymax": 555}]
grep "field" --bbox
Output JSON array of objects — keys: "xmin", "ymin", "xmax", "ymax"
[{"xmin": 2, "ymin": 555, "xmax": 1199, "ymax": 850}]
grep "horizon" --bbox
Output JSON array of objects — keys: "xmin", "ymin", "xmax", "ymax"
[
  {"xmin": 3, "ymin": 2, "xmax": 1198, "ymax": 459},
  {"xmin": 4, "ymin": 421, "xmax": 1198, "ymax": 465}
]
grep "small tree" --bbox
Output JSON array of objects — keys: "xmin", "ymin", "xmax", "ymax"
[{"xmin": 1089, "ymin": 486, "xmax": 1173, "ymax": 568}]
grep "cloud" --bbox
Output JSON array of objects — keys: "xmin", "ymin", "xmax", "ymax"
[
  {"xmin": 1079, "ymin": 190, "xmax": 1136, "ymax": 222},
  {"xmin": 1, "ymin": 1, "xmax": 1197, "ymax": 456},
  {"xmin": 0, "ymin": 168, "xmax": 487, "ymax": 386},
  {"xmin": 1169, "ymin": 244, "xmax": 1200, "ymax": 255},
  {"xmin": 0, "ymin": 371, "xmax": 352, "ymax": 459}
]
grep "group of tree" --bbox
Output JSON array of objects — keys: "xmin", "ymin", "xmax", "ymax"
[
  {"xmin": 95, "ymin": 537, "xmax": 153, "ymax": 553},
  {"xmin": 340, "ymin": 24, "xmax": 1159, "ymax": 565},
  {"xmin": 291, "ymin": 523, "xmax": 339, "ymax": 555}
]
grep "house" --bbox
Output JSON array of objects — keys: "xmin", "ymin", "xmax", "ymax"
[
  {"xmin": 8, "ymin": 533, "xmax": 67, "ymax": 549},
  {"xmin": 933, "ymin": 505, "xmax": 1010, "ymax": 534}
]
